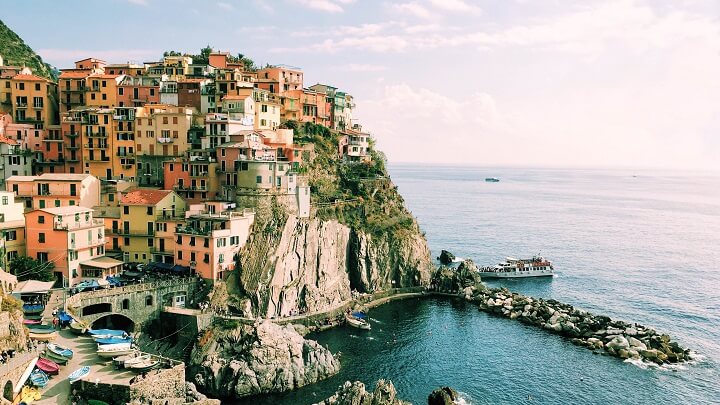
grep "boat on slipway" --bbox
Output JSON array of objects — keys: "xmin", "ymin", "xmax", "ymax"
[
  {"xmin": 345, "ymin": 312, "xmax": 371, "ymax": 330},
  {"xmin": 478, "ymin": 256, "xmax": 555, "ymax": 279},
  {"xmin": 68, "ymin": 366, "xmax": 90, "ymax": 383}
]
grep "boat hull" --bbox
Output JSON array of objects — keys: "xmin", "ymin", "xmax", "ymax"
[
  {"xmin": 28, "ymin": 332, "xmax": 57, "ymax": 341},
  {"xmin": 47, "ymin": 343, "xmax": 74, "ymax": 359},
  {"xmin": 68, "ymin": 366, "xmax": 90, "ymax": 383},
  {"xmin": 36, "ymin": 358, "xmax": 60, "ymax": 375},
  {"xmin": 43, "ymin": 352, "xmax": 68, "ymax": 365},
  {"xmin": 69, "ymin": 320, "xmax": 88, "ymax": 335},
  {"xmin": 97, "ymin": 349, "xmax": 135, "ymax": 358},
  {"xmin": 478, "ymin": 271, "xmax": 554, "ymax": 279},
  {"xmin": 346, "ymin": 316, "xmax": 371, "ymax": 330}
]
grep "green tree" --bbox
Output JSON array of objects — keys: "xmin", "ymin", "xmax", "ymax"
[{"xmin": 10, "ymin": 256, "xmax": 55, "ymax": 282}]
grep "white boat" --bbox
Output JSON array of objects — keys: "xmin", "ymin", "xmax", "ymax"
[
  {"xmin": 124, "ymin": 354, "xmax": 151, "ymax": 367},
  {"xmin": 478, "ymin": 256, "xmax": 554, "ymax": 279},
  {"xmin": 345, "ymin": 313, "xmax": 371, "ymax": 330},
  {"xmin": 127, "ymin": 358, "xmax": 160, "ymax": 372},
  {"xmin": 97, "ymin": 342, "xmax": 132, "ymax": 351},
  {"xmin": 97, "ymin": 347, "xmax": 136, "ymax": 358},
  {"xmin": 68, "ymin": 366, "xmax": 90, "ymax": 383}
]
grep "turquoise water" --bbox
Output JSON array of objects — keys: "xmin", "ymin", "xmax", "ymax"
[{"xmin": 252, "ymin": 165, "xmax": 720, "ymax": 404}]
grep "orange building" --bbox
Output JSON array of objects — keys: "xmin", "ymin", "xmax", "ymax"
[
  {"xmin": 85, "ymin": 74, "xmax": 123, "ymax": 108},
  {"xmin": 117, "ymin": 76, "xmax": 160, "ymax": 107},
  {"xmin": 256, "ymin": 65, "xmax": 303, "ymax": 95},
  {"xmin": 10, "ymin": 72, "xmax": 58, "ymax": 130},
  {"xmin": 58, "ymin": 70, "xmax": 93, "ymax": 113},
  {"xmin": 25, "ymin": 206, "xmax": 116, "ymax": 287}
]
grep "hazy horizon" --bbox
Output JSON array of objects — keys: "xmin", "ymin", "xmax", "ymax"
[{"xmin": 4, "ymin": 0, "xmax": 719, "ymax": 171}]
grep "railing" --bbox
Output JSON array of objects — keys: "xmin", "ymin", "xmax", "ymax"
[
  {"xmin": 54, "ymin": 219, "xmax": 104, "ymax": 230},
  {"xmin": 117, "ymin": 229, "xmax": 155, "ymax": 237},
  {"xmin": 67, "ymin": 277, "xmax": 200, "ymax": 305}
]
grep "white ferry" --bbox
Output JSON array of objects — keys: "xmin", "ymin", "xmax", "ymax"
[{"xmin": 478, "ymin": 256, "xmax": 554, "ymax": 279}]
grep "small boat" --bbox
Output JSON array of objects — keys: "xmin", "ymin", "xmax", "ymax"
[
  {"xmin": 87, "ymin": 329, "xmax": 126, "ymax": 337},
  {"xmin": 345, "ymin": 312, "xmax": 371, "ymax": 330},
  {"xmin": 97, "ymin": 347, "xmax": 135, "ymax": 358},
  {"xmin": 47, "ymin": 343, "xmax": 74, "ymax": 359},
  {"xmin": 97, "ymin": 342, "xmax": 132, "ymax": 351},
  {"xmin": 88, "ymin": 400, "xmax": 110, "ymax": 405},
  {"xmin": 28, "ymin": 332, "xmax": 57, "ymax": 341},
  {"xmin": 27, "ymin": 326, "xmax": 55, "ymax": 335},
  {"xmin": 68, "ymin": 366, "xmax": 90, "ymax": 383},
  {"xmin": 42, "ymin": 353, "xmax": 68, "ymax": 365},
  {"xmin": 95, "ymin": 337, "xmax": 132, "ymax": 345},
  {"xmin": 17, "ymin": 385, "xmax": 41, "ymax": 403},
  {"xmin": 15, "ymin": 358, "xmax": 38, "ymax": 397},
  {"xmin": 22, "ymin": 304, "xmax": 44, "ymax": 315},
  {"xmin": 36, "ymin": 358, "xmax": 60, "ymax": 375},
  {"xmin": 29, "ymin": 369, "xmax": 49, "ymax": 388},
  {"xmin": 478, "ymin": 256, "xmax": 555, "ymax": 279},
  {"xmin": 124, "ymin": 354, "xmax": 151, "ymax": 368},
  {"xmin": 127, "ymin": 358, "xmax": 160, "ymax": 372},
  {"xmin": 112, "ymin": 351, "xmax": 140, "ymax": 369},
  {"xmin": 23, "ymin": 319, "xmax": 42, "ymax": 325},
  {"xmin": 24, "ymin": 314, "xmax": 43, "ymax": 321},
  {"xmin": 485, "ymin": 177, "xmax": 500, "ymax": 182},
  {"xmin": 69, "ymin": 319, "xmax": 88, "ymax": 335}
]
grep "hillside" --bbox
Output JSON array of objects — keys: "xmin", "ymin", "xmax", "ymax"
[{"xmin": 0, "ymin": 19, "xmax": 56, "ymax": 80}]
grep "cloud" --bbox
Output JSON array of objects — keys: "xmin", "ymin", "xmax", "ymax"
[
  {"xmin": 126, "ymin": 0, "xmax": 147, "ymax": 5},
  {"xmin": 253, "ymin": 0, "xmax": 274, "ymax": 12},
  {"xmin": 292, "ymin": 0, "xmax": 354, "ymax": 13},
  {"xmin": 390, "ymin": 2, "xmax": 433, "ymax": 19},
  {"xmin": 427, "ymin": 0, "xmax": 481, "ymax": 14},
  {"xmin": 217, "ymin": 2, "xmax": 234, "ymax": 11},
  {"xmin": 333, "ymin": 63, "xmax": 388, "ymax": 72}
]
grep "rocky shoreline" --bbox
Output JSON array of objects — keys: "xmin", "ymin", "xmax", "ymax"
[{"xmin": 431, "ymin": 259, "xmax": 692, "ymax": 366}]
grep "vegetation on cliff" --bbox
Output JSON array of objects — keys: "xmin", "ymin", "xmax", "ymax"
[{"xmin": 0, "ymin": 20, "xmax": 56, "ymax": 80}]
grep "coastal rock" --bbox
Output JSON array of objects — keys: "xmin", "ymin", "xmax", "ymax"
[
  {"xmin": 430, "ymin": 261, "xmax": 484, "ymax": 294},
  {"xmin": 189, "ymin": 320, "xmax": 340, "ymax": 399},
  {"xmin": 0, "ymin": 304, "xmax": 27, "ymax": 352},
  {"xmin": 428, "ymin": 387, "xmax": 459, "ymax": 405},
  {"xmin": 314, "ymin": 380, "xmax": 410, "ymax": 405},
  {"xmin": 438, "ymin": 250, "xmax": 456, "ymax": 265},
  {"xmin": 606, "ymin": 336, "xmax": 630, "ymax": 351},
  {"xmin": 627, "ymin": 337, "xmax": 647, "ymax": 351}
]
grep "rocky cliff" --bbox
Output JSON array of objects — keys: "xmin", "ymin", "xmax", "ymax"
[
  {"xmin": 0, "ymin": 296, "xmax": 27, "ymax": 352},
  {"xmin": 315, "ymin": 380, "xmax": 410, "ymax": 405},
  {"xmin": 189, "ymin": 320, "xmax": 339, "ymax": 399}
]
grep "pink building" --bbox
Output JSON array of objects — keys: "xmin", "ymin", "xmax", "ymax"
[
  {"xmin": 174, "ymin": 203, "xmax": 254, "ymax": 281},
  {"xmin": 256, "ymin": 65, "xmax": 303, "ymax": 95},
  {"xmin": 6, "ymin": 173, "xmax": 101, "ymax": 210},
  {"xmin": 25, "ymin": 206, "xmax": 120, "ymax": 287}
]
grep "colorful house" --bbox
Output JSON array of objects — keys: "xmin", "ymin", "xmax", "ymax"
[
  {"xmin": 6, "ymin": 173, "xmax": 100, "ymax": 211},
  {"xmin": 10, "ymin": 71, "xmax": 58, "ymax": 130},
  {"xmin": 0, "ymin": 190, "xmax": 26, "ymax": 269}
]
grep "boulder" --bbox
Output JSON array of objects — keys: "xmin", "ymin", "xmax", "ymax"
[
  {"xmin": 314, "ymin": 380, "xmax": 410, "ymax": 405},
  {"xmin": 428, "ymin": 387, "xmax": 459, "ymax": 405},
  {"xmin": 627, "ymin": 337, "xmax": 647, "ymax": 351},
  {"xmin": 606, "ymin": 336, "xmax": 630, "ymax": 351},
  {"xmin": 438, "ymin": 250, "xmax": 456, "ymax": 265}
]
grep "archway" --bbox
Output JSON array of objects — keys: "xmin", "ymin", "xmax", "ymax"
[
  {"xmin": 82, "ymin": 302, "xmax": 112, "ymax": 316},
  {"xmin": 90, "ymin": 313, "xmax": 135, "ymax": 332},
  {"xmin": 3, "ymin": 380, "xmax": 12, "ymax": 401}
]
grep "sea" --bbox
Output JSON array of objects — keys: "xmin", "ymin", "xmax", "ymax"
[{"xmin": 251, "ymin": 165, "xmax": 720, "ymax": 405}]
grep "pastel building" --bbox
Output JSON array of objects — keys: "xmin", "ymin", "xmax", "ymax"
[
  {"xmin": 10, "ymin": 71, "xmax": 58, "ymax": 130},
  {"xmin": 0, "ymin": 190, "xmax": 26, "ymax": 269},
  {"xmin": 174, "ymin": 203, "xmax": 255, "ymax": 281},
  {"xmin": 25, "ymin": 206, "xmax": 113, "ymax": 287},
  {"xmin": 162, "ymin": 154, "xmax": 220, "ymax": 203},
  {"xmin": 257, "ymin": 65, "xmax": 303, "ymax": 95},
  {"xmin": 85, "ymin": 74, "xmax": 124, "ymax": 108},
  {"xmin": 253, "ymin": 89, "xmax": 281, "ymax": 130},
  {"xmin": 117, "ymin": 76, "xmax": 160, "ymax": 107},
  {"xmin": 0, "ymin": 129, "xmax": 32, "ymax": 185},
  {"xmin": 6, "ymin": 173, "xmax": 100, "ymax": 210}
]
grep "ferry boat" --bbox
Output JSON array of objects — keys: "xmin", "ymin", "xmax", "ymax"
[
  {"xmin": 478, "ymin": 256, "xmax": 554, "ymax": 278},
  {"xmin": 485, "ymin": 177, "xmax": 500, "ymax": 182}
]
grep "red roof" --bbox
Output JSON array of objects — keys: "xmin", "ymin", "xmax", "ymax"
[
  {"xmin": 11, "ymin": 73, "xmax": 49, "ymax": 82},
  {"xmin": 0, "ymin": 135, "xmax": 18, "ymax": 145},
  {"xmin": 120, "ymin": 189, "xmax": 172, "ymax": 205},
  {"xmin": 59, "ymin": 70, "xmax": 93, "ymax": 79}
]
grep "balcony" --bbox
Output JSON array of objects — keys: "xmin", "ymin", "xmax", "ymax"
[
  {"xmin": 105, "ymin": 228, "xmax": 120, "ymax": 235},
  {"xmin": 149, "ymin": 247, "xmax": 174, "ymax": 256},
  {"xmin": 284, "ymin": 105, "xmax": 299, "ymax": 112},
  {"xmin": 87, "ymin": 157, "xmax": 111, "ymax": 162},
  {"xmin": 66, "ymin": 144, "xmax": 80, "ymax": 150},
  {"xmin": 66, "ymin": 132, "xmax": 80, "ymax": 138},
  {"xmin": 157, "ymin": 137, "xmax": 173, "ymax": 144},
  {"xmin": 86, "ymin": 132, "xmax": 108, "ymax": 138},
  {"xmin": 54, "ymin": 218, "xmax": 104, "ymax": 231},
  {"xmin": 35, "ymin": 159, "xmax": 65, "ymax": 165},
  {"xmin": 42, "ymin": 137, "xmax": 63, "ymax": 142},
  {"xmin": 117, "ymin": 229, "xmax": 155, "ymax": 237},
  {"xmin": 15, "ymin": 102, "xmax": 27, "ymax": 109},
  {"xmin": 85, "ymin": 144, "xmax": 109, "ymax": 149},
  {"xmin": 66, "ymin": 158, "xmax": 80, "ymax": 163},
  {"xmin": 156, "ymin": 212, "xmax": 185, "ymax": 221},
  {"xmin": 175, "ymin": 225, "xmax": 211, "ymax": 236},
  {"xmin": 173, "ymin": 184, "xmax": 207, "ymax": 191}
]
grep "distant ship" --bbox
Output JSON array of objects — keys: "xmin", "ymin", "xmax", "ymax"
[
  {"xmin": 485, "ymin": 177, "xmax": 500, "ymax": 182},
  {"xmin": 478, "ymin": 256, "xmax": 554, "ymax": 278}
]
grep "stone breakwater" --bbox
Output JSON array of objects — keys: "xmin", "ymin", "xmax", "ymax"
[{"xmin": 432, "ymin": 260, "xmax": 691, "ymax": 365}]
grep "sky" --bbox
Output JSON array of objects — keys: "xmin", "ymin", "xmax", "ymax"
[{"xmin": 3, "ymin": 0, "xmax": 720, "ymax": 171}]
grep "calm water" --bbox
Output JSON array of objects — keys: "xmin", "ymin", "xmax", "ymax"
[{"xmin": 250, "ymin": 165, "xmax": 720, "ymax": 405}]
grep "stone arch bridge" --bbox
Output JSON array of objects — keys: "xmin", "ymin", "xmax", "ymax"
[{"xmin": 66, "ymin": 277, "xmax": 203, "ymax": 331}]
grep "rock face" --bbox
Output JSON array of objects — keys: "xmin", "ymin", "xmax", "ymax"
[
  {"xmin": 437, "ymin": 250, "xmax": 455, "ymax": 265},
  {"xmin": 239, "ymin": 214, "xmax": 433, "ymax": 318},
  {"xmin": 315, "ymin": 380, "xmax": 410, "ymax": 405},
  {"xmin": 474, "ymin": 287, "xmax": 691, "ymax": 364},
  {"xmin": 429, "ymin": 260, "xmax": 485, "ymax": 297},
  {"xmin": 428, "ymin": 387, "xmax": 460, "ymax": 405},
  {"xmin": 189, "ymin": 320, "xmax": 340, "ymax": 399},
  {"xmin": 0, "ymin": 307, "xmax": 27, "ymax": 352}
]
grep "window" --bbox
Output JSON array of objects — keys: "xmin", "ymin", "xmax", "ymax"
[
  {"xmin": 163, "ymin": 117, "xmax": 168, "ymax": 124},
  {"xmin": 256, "ymin": 175, "xmax": 262, "ymax": 184},
  {"xmin": 70, "ymin": 184, "xmax": 77, "ymax": 196},
  {"xmin": 39, "ymin": 200, "xmax": 45, "ymax": 208},
  {"xmin": 38, "ymin": 215, "xmax": 45, "ymax": 224},
  {"xmin": 147, "ymin": 207, "xmax": 153, "ymax": 215},
  {"xmin": 123, "ymin": 206, "xmax": 129, "ymax": 214},
  {"xmin": 1, "ymin": 196, "xmax": 6, "ymax": 205},
  {"xmin": 38, "ymin": 233, "xmax": 45, "ymax": 243},
  {"xmin": 35, "ymin": 83, "xmax": 40, "ymax": 91},
  {"xmin": 55, "ymin": 199, "xmax": 60, "ymax": 207},
  {"xmin": 122, "ymin": 299, "xmax": 130, "ymax": 310},
  {"xmin": 178, "ymin": 250, "xmax": 183, "ymax": 260},
  {"xmin": 219, "ymin": 253, "xmax": 224, "ymax": 263},
  {"xmin": 172, "ymin": 117, "xmax": 178, "ymax": 124},
  {"xmin": 37, "ymin": 252, "xmax": 48, "ymax": 262},
  {"xmin": 118, "ymin": 88, "xmax": 124, "ymax": 95},
  {"xmin": 5, "ymin": 230, "xmax": 17, "ymax": 241},
  {"xmin": 261, "ymin": 104, "xmax": 268, "ymax": 112},
  {"xmin": 145, "ymin": 295, "xmax": 153, "ymax": 306},
  {"xmin": 147, "ymin": 238, "xmax": 153, "ymax": 247}
]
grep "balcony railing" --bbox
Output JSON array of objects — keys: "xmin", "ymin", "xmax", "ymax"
[
  {"xmin": 117, "ymin": 229, "xmax": 155, "ymax": 237},
  {"xmin": 15, "ymin": 102, "xmax": 27, "ymax": 109},
  {"xmin": 86, "ymin": 132, "xmax": 108, "ymax": 138},
  {"xmin": 150, "ymin": 247, "xmax": 174, "ymax": 255},
  {"xmin": 54, "ymin": 218, "xmax": 104, "ymax": 231}
]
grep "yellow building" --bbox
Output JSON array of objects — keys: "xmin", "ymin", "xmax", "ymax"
[
  {"xmin": 113, "ymin": 107, "xmax": 137, "ymax": 181},
  {"xmin": 85, "ymin": 74, "xmax": 123, "ymax": 108},
  {"xmin": 58, "ymin": 69, "xmax": 93, "ymax": 113},
  {"xmin": 0, "ymin": 190, "xmax": 26, "ymax": 269},
  {"xmin": 135, "ymin": 104, "xmax": 196, "ymax": 157},
  {"xmin": 81, "ymin": 108, "xmax": 115, "ymax": 180},
  {"xmin": 0, "ymin": 65, "xmax": 24, "ymax": 116},
  {"xmin": 10, "ymin": 71, "xmax": 58, "ymax": 130},
  {"xmin": 253, "ymin": 89, "xmax": 281, "ymax": 130},
  {"xmin": 114, "ymin": 189, "xmax": 186, "ymax": 263}
]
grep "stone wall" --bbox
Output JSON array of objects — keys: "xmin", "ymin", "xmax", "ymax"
[
  {"xmin": 71, "ymin": 379, "xmax": 131, "ymax": 405},
  {"xmin": 130, "ymin": 364, "xmax": 186, "ymax": 403}
]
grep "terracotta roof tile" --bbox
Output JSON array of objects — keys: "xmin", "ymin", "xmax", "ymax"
[
  {"xmin": 11, "ymin": 73, "xmax": 49, "ymax": 82},
  {"xmin": 59, "ymin": 70, "xmax": 93, "ymax": 79},
  {"xmin": 120, "ymin": 189, "xmax": 172, "ymax": 205}
]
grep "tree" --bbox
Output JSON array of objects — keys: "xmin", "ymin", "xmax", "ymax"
[{"xmin": 10, "ymin": 256, "xmax": 55, "ymax": 282}]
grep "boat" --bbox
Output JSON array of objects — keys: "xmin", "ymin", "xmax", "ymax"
[
  {"xmin": 124, "ymin": 354, "xmax": 151, "ymax": 368},
  {"xmin": 36, "ymin": 358, "xmax": 60, "ymax": 375},
  {"xmin": 94, "ymin": 337, "xmax": 132, "ymax": 345},
  {"xmin": 28, "ymin": 332, "xmax": 57, "ymax": 341},
  {"xmin": 22, "ymin": 304, "xmax": 44, "ymax": 315},
  {"xmin": 27, "ymin": 327, "xmax": 55, "ymax": 335},
  {"xmin": 68, "ymin": 366, "xmax": 90, "ymax": 383},
  {"xmin": 22, "ymin": 319, "xmax": 42, "ymax": 325},
  {"xmin": 24, "ymin": 314, "xmax": 43, "ymax": 321},
  {"xmin": 87, "ymin": 329, "xmax": 126, "ymax": 337},
  {"xmin": 14, "ymin": 357, "xmax": 38, "ymax": 398},
  {"xmin": 97, "ymin": 342, "xmax": 132, "ymax": 351},
  {"xmin": 57, "ymin": 311, "xmax": 73, "ymax": 326},
  {"xmin": 69, "ymin": 319, "xmax": 88, "ymax": 335},
  {"xmin": 42, "ymin": 353, "xmax": 68, "ymax": 365},
  {"xmin": 87, "ymin": 400, "xmax": 110, "ymax": 405},
  {"xmin": 112, "ymin": 351, "xmax": 140, "ymax": 369},
  {"xmin": 29, "ymin": 369, "xmax": 49, "ymax": 388},
  {"xmin": 485, "ymin": 177, "xmax": 500, "ymax": 182},
  {"xmin": 127, "ymin": 358, "xmax": 160, "ymax": 372},
  {"xmin": 47, "ymin": 343, "xmax": 74, "ymax": 359},
  {"xmin": 478, "ymin": 256, "xmax": 555, "ymax": 279},
  {"xmin": 345, "ymin": 312, "xmax": 371, "ymax": 330},
  {"xmin": 97, "ymin": 347, "xmax": 136, "ymax": 358},
  {"xmin": 16, "ymin": 385, "xmax": 41, "ymax": 403}
]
